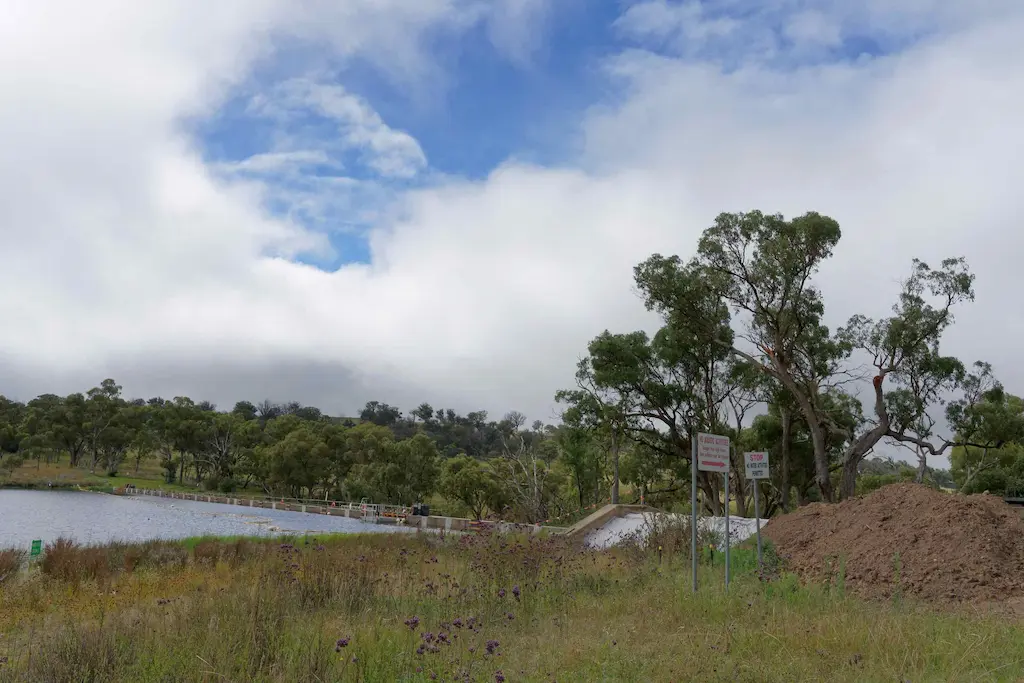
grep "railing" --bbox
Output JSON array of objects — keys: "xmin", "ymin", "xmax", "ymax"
[{"xmin": 126, "ymin": 488, "xmax": 414, "ymax": 524}]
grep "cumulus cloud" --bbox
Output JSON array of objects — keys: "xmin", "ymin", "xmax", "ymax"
[
  {"xmin": 1, "ymin": 0, "xmax": 1023, "ymax": 473},
  {"xmin": 247, "ymin": 78, "xmax": 428, "ymax": 179},
  {"xmin": 485, "ymin": 0, "xmax": 555, "ymax": 65}
]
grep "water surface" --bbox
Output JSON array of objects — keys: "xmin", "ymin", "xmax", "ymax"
[{"xmin": 0, "ymin": 490, "xmax": 414, "ymax": 548}]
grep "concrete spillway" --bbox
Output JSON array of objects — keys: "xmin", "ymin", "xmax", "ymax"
[{"xmin": 583, "ymin": 511, "xmax": 760, "ymax": 551}]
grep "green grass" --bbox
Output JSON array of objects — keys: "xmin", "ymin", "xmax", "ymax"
[
  {"xmin": 1, "ymin": 531, "xmax": 1022, "ymax": 682},
  {"xmin": 1, "ymin": 456, "xmax": 199, "ymax": 494}
]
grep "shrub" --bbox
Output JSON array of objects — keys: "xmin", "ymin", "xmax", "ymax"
[
  {"xmin": 41, "ymin": 537, "xmax": 82, "ymax": 582},
  {"xmin": 0, "ymin": 548, "xmax": 25, "ymax": 585},
  {"xmin": 618, "ymin": 513, "xmax": 722, "ymax": 562},
  {"xmin": 961, "ymin": 469, "xmax": 1009, "ymax": 495},
  {"xmin": 193, "ymin": 540, "xmax": 223, "ymax": 565}
]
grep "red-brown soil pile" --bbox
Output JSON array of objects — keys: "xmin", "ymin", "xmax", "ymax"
[{"xmin": 763, "ymin": 483, "xmax": 1024, "ymax": 604}]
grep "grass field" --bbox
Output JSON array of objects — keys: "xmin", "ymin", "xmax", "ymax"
[
  {"xmin": 1, "ymin": 530, "xmax": 1023, "ymax": 682},
  {"xmin": 1, "ymin": 456, "xmax": 199, "ymax": 493}
]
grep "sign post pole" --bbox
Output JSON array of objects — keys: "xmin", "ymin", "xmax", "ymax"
[
  {"xmin": 743, "ymin": 451, "xmax": 771, "ymax": 574},
  {"xmin": 753, "ymin": 481, "xmax": 763, "ymax": 570},
  {"xmin": 696, "ymin": 433, "xmax": 731, "ymax": 593},
  {"xmin": 724, "ymin": 467, "xmax": 730, "ymax": 591},
  {"xmin": 690, "ymin": 433, "xmax": 698, "ymax": 593}
]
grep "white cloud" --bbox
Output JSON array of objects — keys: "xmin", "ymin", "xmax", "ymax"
[
  {"xmin": 783, "ymin": 10, "xmax": 843, "ymax": 50},
  {"xmin": 253, "ymin": 79, "xmax": 428, "ymax": 179},
  {"xmin": 486, "ymin": 0, "xmax": 554, "ymax": 65},
  {"xmin": 218, "ymin": 150, "xmax": 335, "ymax": 175},
  {"xmin": 615, "ymin": 1, "xmax": 744, "ymax": 58},
  {"xmin": 1, "ymin": 0, "xmax": 1024, "ymax": 478}
]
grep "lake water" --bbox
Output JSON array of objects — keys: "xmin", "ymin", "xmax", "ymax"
[{"xmin": 0, "ymin": 490, "xmax": 416, "ymax": 549}]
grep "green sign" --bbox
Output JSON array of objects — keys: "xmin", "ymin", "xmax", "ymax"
[{"xmin": 30, "ymin": 539, "xmax": 41, "ymax": 557}]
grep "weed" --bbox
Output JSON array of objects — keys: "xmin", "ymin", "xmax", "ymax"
[
  {"xmin": 892, "ymin": 551, "xmax": 903, "ymax": 608},
  {"xmin": 1, "ymin": 532, "xmax": 1023, "ymax": 681},
  {"xmin": 0, "ymin": 549, "xmax": 25, "ymax": 585}
]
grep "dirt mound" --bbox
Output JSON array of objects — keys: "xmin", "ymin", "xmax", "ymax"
[{"xmin": 762, "ymin": 483, "xmax": 1024, "ymax": 604}]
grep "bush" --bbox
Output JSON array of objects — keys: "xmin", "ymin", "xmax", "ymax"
[
  {"xmin": 617, "ymin": 513, "xmax": 722, "ymax": 562},
  {"xmin": 0, "ymin": 548, "xmax": 26, "ymax": 584},
  {"xmin": 218, "ymin": 477, "xmax": 238, "ymax": 494},
  {"xmin": 193, "ymin": 540, "xmax": 223, "ymax": 565},
  {"xmin": 961, "ymin": 469, "xmax": 1008, "ymax": 495},
  {"xmin": 41, "ymin": 537, "xmax": 113, "ymax": 584}
]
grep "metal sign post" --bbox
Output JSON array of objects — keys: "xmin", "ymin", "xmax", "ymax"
[
  {"xmin": 724, "ymin": 467, "xmax": 730, "ymax": 590},
  {"xmin": 744, "ymin": 451, "xmax": 771, "ymax": 572},
  {"xmin": 691, "ymin": 434, "xmax": 698, "ymax": 593},
  {"xmin": 696, "ymin": 433, "xmax": 730, "ymax": 592},
  {"xmin": 753, "ymin": 483, "xmax": 762, "ymax": 570}
]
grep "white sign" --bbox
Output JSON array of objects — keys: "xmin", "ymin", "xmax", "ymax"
[
  {"xmin": 744, "ymin": 451, "xmax": 770, "ymax": 479},
  {"xmin": 696, "ymin": 433, "xmax": 730, "ymax": 473}
]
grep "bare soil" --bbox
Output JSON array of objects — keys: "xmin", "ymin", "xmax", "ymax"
[{"xmin": 763, "ymin": 483, "xmax": 1024, "ymax": 604}]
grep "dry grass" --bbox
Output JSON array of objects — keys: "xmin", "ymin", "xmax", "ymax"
[
  {"xmin": 0, "ymin": 531, "xmax": 1023, "ymax": 682},
  {"xmin": 0, "ymin": 549, "xmax": 24, "ymax": 586},
  {"xmin": 1, "ymin": 455, "xmax": 200, "ymax": 495}
]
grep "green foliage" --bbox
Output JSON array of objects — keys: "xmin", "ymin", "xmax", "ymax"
[
  {"xmin": 554, "ymin": 207, "xmax": 1010, "ymax": 507},
  {"xmin": 438, "ymin": 455, "xmax": 507, "ymax": 519},
  {"xmin": 347, "ymin": 430, "xmax": 440, "ymax": 504},
  {"xmin": 1, "ymin": 381, "xmax": 573, "ymax": 521}
]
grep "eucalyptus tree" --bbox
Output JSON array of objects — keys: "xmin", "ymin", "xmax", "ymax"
[{"xmin": 633, "ymin": 210, "xmax": 982, "ymax": 500}]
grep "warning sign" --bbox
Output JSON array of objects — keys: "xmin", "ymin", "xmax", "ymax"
[
  {"xmin": 744, "ymin": 451, "xmax": 770, "ymax": 479},
  {"xmin": 696, "ymin": 433, "xmax": 730, "ymax": 473}
]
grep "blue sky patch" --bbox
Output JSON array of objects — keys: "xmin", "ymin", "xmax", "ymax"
[{"xmin": 190, "ymin": 1, "xmax": 923, "ymax": 271}]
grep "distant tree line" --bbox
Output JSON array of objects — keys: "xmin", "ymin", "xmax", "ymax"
[{"xmin": 0, "ymin": 383, "xmax": 600, "ymax": 523}]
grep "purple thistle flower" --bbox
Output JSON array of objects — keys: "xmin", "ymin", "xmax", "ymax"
[
  {"xmin": 335, "ymin": 636, "xmax": 350, "ymax": 652},
  {"xmin": 416, "ymin": 645, "xmax": 426, "ymax": 656},
  {"xmin": 485, "ymin": 639, "xmax": 500, "ymax": 655},
  {"xmin": 430, "ymin": 673, "xmax": 437, "ymax": 680},
  {"xmin": 512, "ymin": 585, "xmax": 520, "ymax": 600},
  {"xmin": 453, "ymin": 618, "xmax": 463, "ymax": 629},
  {"xmin": 506, "ymin": 612, "xmax": 515, "ymax": 621},
  {"xmin": 404, "ymin": 616, "xmax": 420, "ymax": 630},
  {"xmin": 495, "ymin": 671, "xmax": 506, "ymax": 683},
  {"xmin": 497, "ymin": 588, "xmax": 506, "ymax": 599}
]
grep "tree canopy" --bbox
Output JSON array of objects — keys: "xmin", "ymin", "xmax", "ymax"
[{"xmin": 558, "ymin": 209, "xmax": 1009, "ymax": 509}]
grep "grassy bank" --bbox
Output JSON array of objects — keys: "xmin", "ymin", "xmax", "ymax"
[
  {"xmin": 1, "ymin": 532, "xmax": 1023, "ymax": 682},
  {"xmin": 0, "ymin": 458, "xmax": 199, "ymax": 494}
]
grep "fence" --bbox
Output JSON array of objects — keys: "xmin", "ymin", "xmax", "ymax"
[
  {"xmin": 126, "ymin": 488, "xmax": 411, "ymax": 523},
  {"xmin": 123, "ymin": 488, "xmax": 569, "ymax": 535}
]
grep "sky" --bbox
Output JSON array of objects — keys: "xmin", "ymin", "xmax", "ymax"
[{"xmin": 2, "ymin": 0, "xmax": 1024, "ymax": 469}]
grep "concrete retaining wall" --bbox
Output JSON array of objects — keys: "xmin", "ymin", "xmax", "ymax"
[
  {"xmin": 406, "ymin": 515, "xmax": 568, "ymax": 535},
  {"xmin": 564, "ymin": 504, "xmax": 653, "ymax": 540}
]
